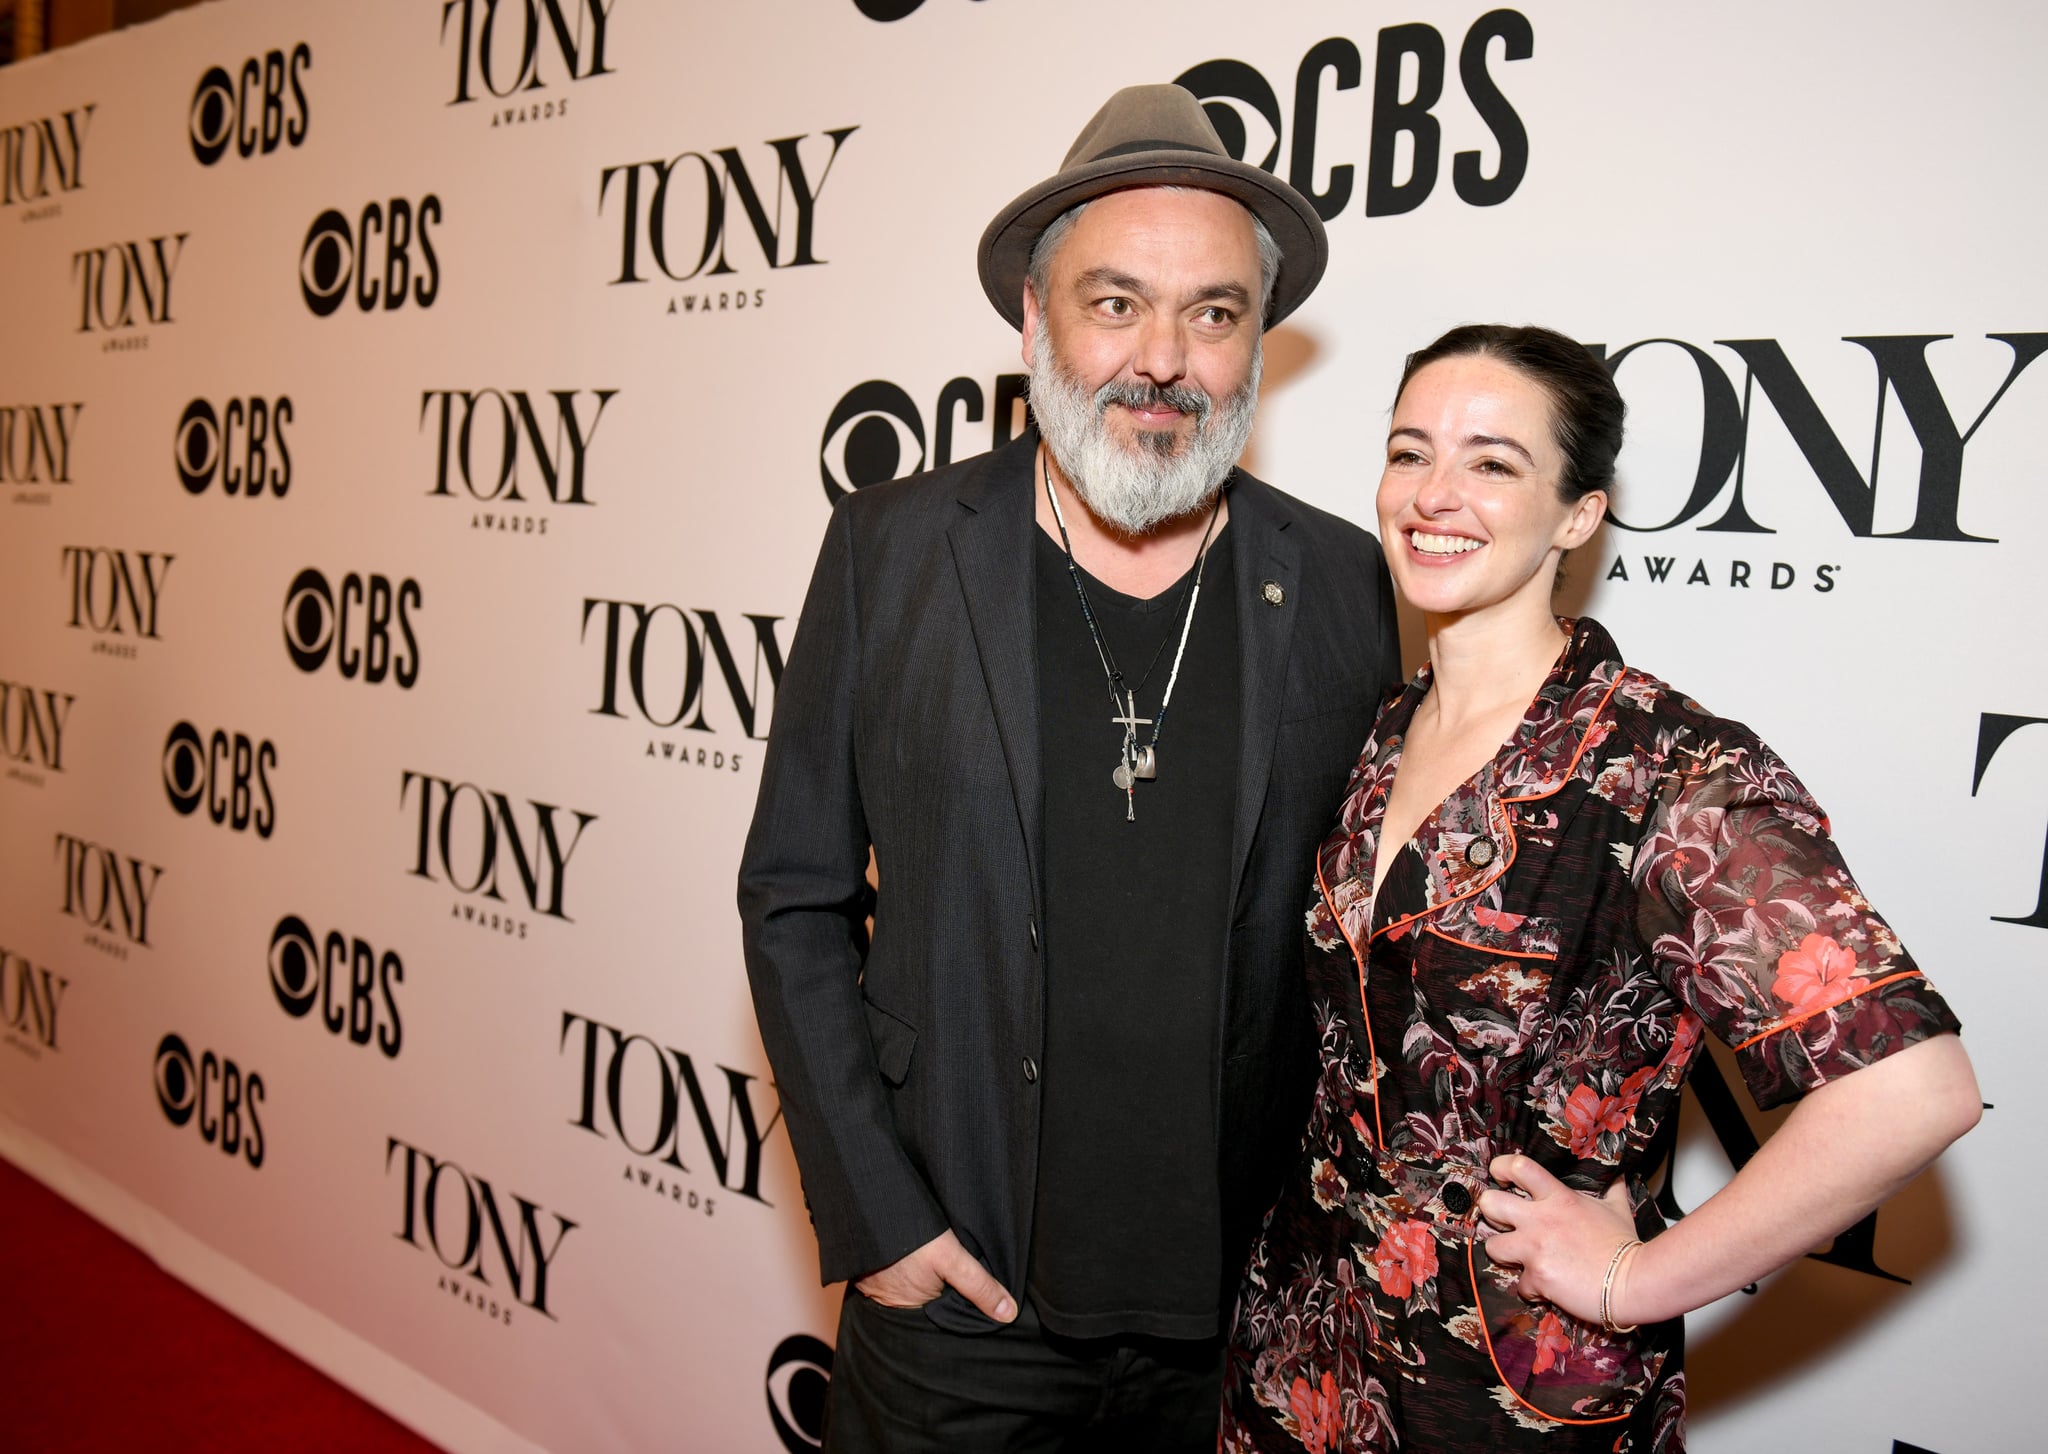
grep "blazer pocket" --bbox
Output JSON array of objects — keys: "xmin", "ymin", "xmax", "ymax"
[{"xmin": 862, "ymin": 995, "xmax": 918, "ymax": 1088}]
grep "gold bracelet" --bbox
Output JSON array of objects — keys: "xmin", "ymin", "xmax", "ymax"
[{"xmin": 1600, "ymin": 1238, "xmax": 1641, "ymax": 1334}]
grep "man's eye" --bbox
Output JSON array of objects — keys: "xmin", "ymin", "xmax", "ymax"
[{"xmin": 1102, "ymin": 297, "xmax": 1132, "ymax": 316}]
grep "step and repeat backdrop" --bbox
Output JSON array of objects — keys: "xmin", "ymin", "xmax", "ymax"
[{"xmin": 0, "ymin": 1, "xmax": 2039, "ymax": 1450}]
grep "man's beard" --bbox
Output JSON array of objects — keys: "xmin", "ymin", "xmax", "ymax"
[{"xmin": 1029, "ymin": 324, "xmax": 1261, "ymax": 536}]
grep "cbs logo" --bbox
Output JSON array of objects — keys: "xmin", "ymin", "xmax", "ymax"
[
  {"xmin": 300, "ymin": 197, "xmax": 442, "ymax": 317},
  {"xmin": 282, "ymin": 567, "xmax": 421, "ymax": 688},
  {"xmin": 819, "ymin": 374, "xmax": 1027, "ymax": 502},
  {"xmin": 162, "ymin": 721, "xmax": 276, "ymax": 837},
  {"xmin": 189, "ymin": 46, "xmax": 311, "ymax": 166},
  {"xmin": 154, "ymin": 1033, "xmax": 266, "ymax": 1168},
  {"xmin": 269, "ymin": 915, "xmax": 402, "ymax": 1059},
  {"xmin": 176, "ymin": 398, "xmax": 292, "ymax": 497}
]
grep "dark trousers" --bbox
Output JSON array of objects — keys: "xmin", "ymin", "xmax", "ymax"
[{"xmin": 823, "ymin": 1290, "xmax": 1223, "ymax": 1453}]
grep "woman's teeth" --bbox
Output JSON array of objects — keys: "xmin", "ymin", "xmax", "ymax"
[{"xmin": 1410, "ymin": 531, "xmax": 1481, "ymax": 555}]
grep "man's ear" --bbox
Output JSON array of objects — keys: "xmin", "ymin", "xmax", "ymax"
[{"xmin": 1019, "ymin": 285, "xmax": 1042, "ymax": 372}]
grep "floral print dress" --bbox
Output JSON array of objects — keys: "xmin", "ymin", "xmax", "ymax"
[{"xmin": 1220, "ymin": 618, "xmax": 1960, "ymax": 1453}]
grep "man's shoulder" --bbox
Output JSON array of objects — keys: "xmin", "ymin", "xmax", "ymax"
[
  {"xmin": 1232, "ymin": 471, "xmax": 1383, "ymax": 563},
  {"xmin": 838, "ymin": 437, "xmax": 1029, "ymax": 532}
]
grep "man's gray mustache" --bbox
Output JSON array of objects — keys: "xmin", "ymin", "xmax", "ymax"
[{"xmin": 1094, "ymin": 379, "xmax": 1213, "ymax": 424}]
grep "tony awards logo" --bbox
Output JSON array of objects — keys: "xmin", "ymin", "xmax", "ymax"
[
  {"xmin": 1, "ymin": 947, "xmax": 66, "ymax": 1060},
  {"xmin": 386, "ymin": 1136, "xmax": 578, "ymax": 1326},
  {"xmin": 400, "ymin": 771, "xmax": 596, "ymax": 935},
  {"xmin": 1590, "ymin": 331, "xmax": 2048, "ymax": 593},
  {"xmin": 3, "ymin": 103, "xmax": 94, "ymax": 219},
  {"xmin": 581, "ymin": 598, "xmax": 786, "ymax": 772},
  {"xmin": 420, "ymin": 387, "xmax": 615, "ymax": 534},
  {"xmin": 4, "ymin": 402, "xmax": 83, "ymax": 505},
  {"xmin": 441, "ymin": 0, "xmax": 617, "ymax": 127},
  {"xmin": 598, "ymin": 127, "xmax": 856, "ymax": 316}
]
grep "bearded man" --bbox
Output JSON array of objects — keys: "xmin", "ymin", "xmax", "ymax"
[{"xmin": 739, "ymin": 85, "xmax": 1399, "ymax": 1450}]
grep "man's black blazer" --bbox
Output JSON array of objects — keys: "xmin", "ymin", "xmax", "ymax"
[{"xmin": 738, "ymin": 429, "xmax": 1399, "ymax": 1331}]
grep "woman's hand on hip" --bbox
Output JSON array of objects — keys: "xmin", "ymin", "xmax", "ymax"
[{"xmin": 1476, "ymin": 1153, "xmax": 1637, "ymax": 1326}]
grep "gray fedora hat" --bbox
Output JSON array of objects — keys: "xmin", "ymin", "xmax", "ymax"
[{"xmin": 977, "ymin": 83, "xmax": 1329, "ymax": 332}]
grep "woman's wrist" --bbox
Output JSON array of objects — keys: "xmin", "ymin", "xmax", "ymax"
[{"xmin": 1600, "ymin": 1238, "xmax": 1641, "ymax": 1333}]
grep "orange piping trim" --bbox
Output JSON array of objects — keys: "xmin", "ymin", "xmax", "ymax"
[
  {"xmin": 1371, "ymin": 833, "xmax": 1519, "ymax": 944},
  {"xmin": 1467, "ymin": 1241, "xmax": 1629, "ymax": 1427},
  {"xmin": 1317, "ymin": 853, "xmax": 1385, "ymax": 1149},
  {"xmin": 1498, "ymin": 669, "xmax": 1632, "ymax": 808},
  {"xmin": 1728, "ymin": 970, "xmax": 1927, "ymax": 1053},
  {"xmin": 1422, "ymin": 924, "xmax": 1557, "ymax": 961},
  {"xmin": 1370, "ymin": 670, "xmax": 1631, "ymax": 946}
]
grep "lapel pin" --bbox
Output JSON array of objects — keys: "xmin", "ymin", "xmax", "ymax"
[{"xmin": 1261, "ymin": 580, "xmax": 1285, "ymax": 606}]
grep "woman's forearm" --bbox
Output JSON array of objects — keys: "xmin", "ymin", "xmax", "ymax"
[{"xmin": 1614, "ymin": 1032, "xmax": 1980, "ymax": 1326}]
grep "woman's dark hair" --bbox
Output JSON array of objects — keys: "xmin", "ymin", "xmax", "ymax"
[{"xmin": 1395, "ymin": 324, "xmax": 1625, "ymax": 503}]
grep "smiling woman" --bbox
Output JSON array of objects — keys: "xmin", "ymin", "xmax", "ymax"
[
  {"xmin": 1218, "ymin": 324, "xmax": 1980, "ymax": 1454},
  {"xmin": 1376, "ymin": 326, "xmax": 1620, "ymax": 640}
]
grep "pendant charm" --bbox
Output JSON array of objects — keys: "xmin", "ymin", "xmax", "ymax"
[
  {"xmin": 1131, "ymin": 744, "xmax": 1157, "ymax": 780},
  {"xmin": 1113, "ymin": 762, "xmax": 1135, "ymax": 790}
]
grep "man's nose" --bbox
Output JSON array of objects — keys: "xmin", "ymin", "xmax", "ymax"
[{"xmin": 1130, "ymin": 313, "xmax": 1188, "ymax": 387}]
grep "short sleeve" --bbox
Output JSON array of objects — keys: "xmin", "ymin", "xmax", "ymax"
[{"xmin": 1631, "ymin": 726, "xmax": 1961, "ymax": 1111}]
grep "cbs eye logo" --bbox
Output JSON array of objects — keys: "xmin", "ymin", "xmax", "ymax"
[
  {"xmin": 161, "ymin": 722, "xmax": 205, "ymax": 814},
  {"xmin": 282, "ymin": 568, "xmax": 334, "ymax": 671},
  {"xmin": 282, "ymin": 567, "xmax": 421, "ymax": 688},
  {"xmin": 155, "ymin": 1033, "xmax": 199, "ymax": 1126},
  {"xmin": 820, "ymin": 382, "xmax": 924, "ymax": 502},
  {"xmin": 765, "ymin": 1335, "xmax": 832, "ymax": 1452},
  {"xmin": 1175, "ymin": 58, "xmax": 1284, "ymax": 171},
  {"xmin": 269, "ymin": 915, "xmax": 319, "ymax": 1018}
]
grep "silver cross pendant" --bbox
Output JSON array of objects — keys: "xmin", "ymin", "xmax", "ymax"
[{"xmin": 1110, "ymin": 692, "xmax": 1151, "ymax": 819}]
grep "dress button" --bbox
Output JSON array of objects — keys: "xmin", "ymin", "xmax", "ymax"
[
  {"xmin": 1022, "ymin": 1057, "xmax": 1039, "ymax": 1084},
  {"xmin": 1441, "ymin": 1182, "xmax": 1472, "ymax": 1215},
  {"xmin": 1465, "ymin": 838, "xmax": 1496, "ymax": 868}
]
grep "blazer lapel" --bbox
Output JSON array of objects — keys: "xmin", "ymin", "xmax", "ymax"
[
  {"xmin": 947, "ymin": 436, "xmax": 1043, "ymax": 909},
  {"xmin": 1227, "ymin": 476, "xmax": 1301, "ymax": 908}
]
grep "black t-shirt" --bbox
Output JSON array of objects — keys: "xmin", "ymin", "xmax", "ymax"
[{"xmin": 1028, "ymin": 521, "xmax": 1239, "ymax": 1341}]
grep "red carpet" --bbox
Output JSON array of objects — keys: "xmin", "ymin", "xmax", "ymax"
[{"xmin": 0, "ymin": 1154, "xmax": 443, "ymax": 1453}]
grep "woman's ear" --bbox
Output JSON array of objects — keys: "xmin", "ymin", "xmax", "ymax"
[{"xmin": 1558, "ymin": 489, "xmax": 1608, "ymax": 551}]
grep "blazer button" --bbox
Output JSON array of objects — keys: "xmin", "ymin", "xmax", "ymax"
[
  {"xmin": 1441, "ymin": 1182, "xmax": 1472, "ymax": 1215},
  {"xmin": 1022, "ymin": 1057, "xmax": 1039, "ymax": 1084}
]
